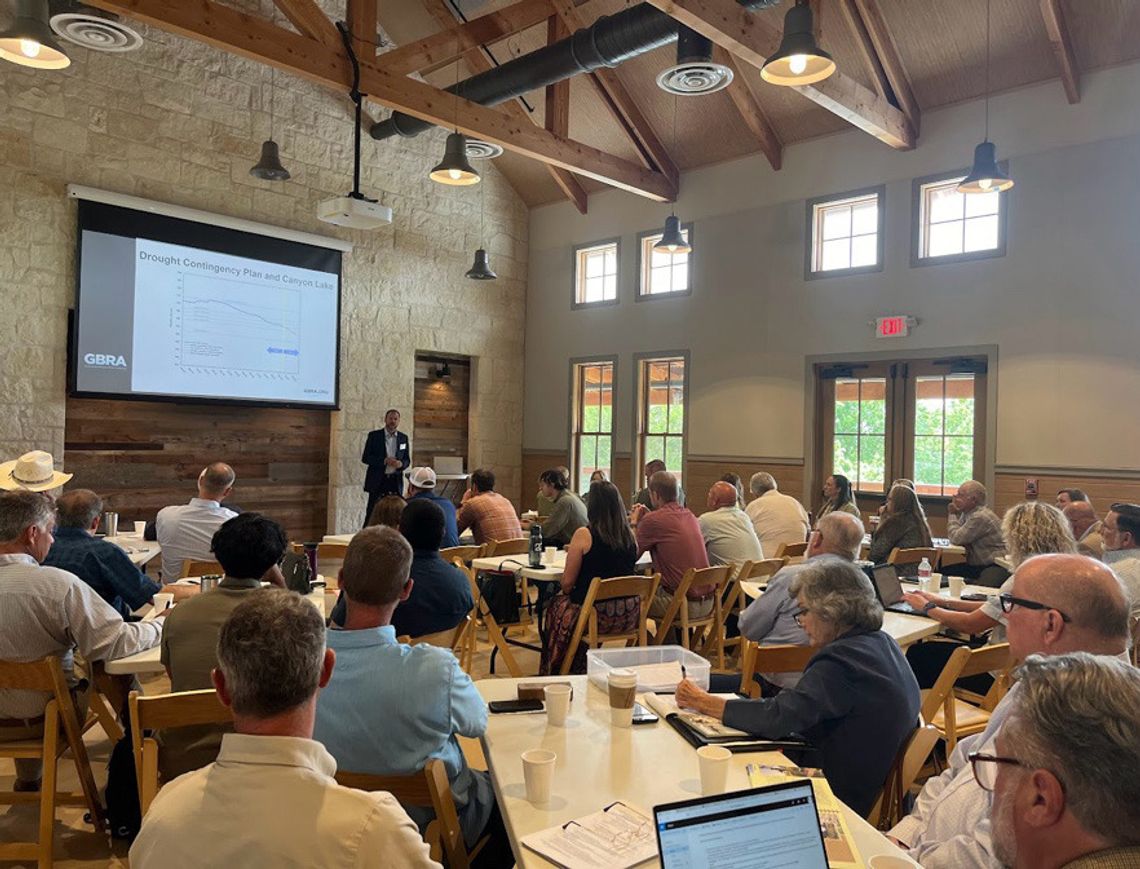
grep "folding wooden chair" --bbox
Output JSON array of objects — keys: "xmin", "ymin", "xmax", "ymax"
[
  {"xmin": 774, "ymin": 541, "xmax": 808, "ymax": 560},
  {"xmin": 1131, "ymin": 615, "xmax": 1140, "ymax": 667},
  {"xmin": 181, "ymin": 559, "xmax": 223, "ymax": 578},
  {"xmin": 869, "ymin": 721, "xmax": 940, "ymax": 829},
  {"xmin": 651, "ymin": 565, "xmax": 733, "ymax": 666},
  {"xmin": 129, "ymin": 688, "xmax": 232, "ymax": 814},
  {"xmin": 924, "ymin": 642, "xmax": 1012, "ymax": 755},
  {"xmin": 0, "ymin": 657, "xmax": 105, "ymax": 868},
  {"xmin": 484, "ymin": 538, "xmax": 528, "ymax": 557},
  {"xmin": 713, "ymin": 558, "xmax": 787, "ymax": 666},
  {"xmin": 337, "ymin": 759, "xmax": 486, "ymax": 868},
  {"xmin": 888, "ymin": 547, "xmax": 940, "ymax": 570},
  {"xmin": 737, "ymin": 640, "xmax": 819, "ymax": 697},
  {"xmin": 558, "ymin": 574, "xmax": 661, "ymax": 675},
  {"xmin": 439, "ymin": 545, "xmax": 484, "ymax": 564},
  {"xmin": 451, "ymin": 558, "xmax": 523, "ymax": 677},
  {"xmin": 406, "ymin": 616, "xmax": 474, "ymax": 669}
]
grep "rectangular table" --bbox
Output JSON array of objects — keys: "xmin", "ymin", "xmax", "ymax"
[
  {"xmin": 476, "ymin": 675, "xmax": 920, "ymax": 868},
  {"xmin": 471, "ymin": 550, "xmax": 652, "ymax": 583},
  {"xmin": 105, "ymin": 534, "xmax": 161, "ymax": 567}
]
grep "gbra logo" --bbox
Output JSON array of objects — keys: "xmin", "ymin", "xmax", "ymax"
[{"xmin": 83, "ymin": 353, "xmax": 127, "ymax": 368}]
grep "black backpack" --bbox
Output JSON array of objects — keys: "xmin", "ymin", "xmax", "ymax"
[{"xmin": 280, "ymin": 550, "xmax": 313, "ymax": 594}]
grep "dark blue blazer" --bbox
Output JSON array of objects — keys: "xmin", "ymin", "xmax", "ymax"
[{"xmin": 362, "ymin": 429, "xmax": 410, "ymax": 493}]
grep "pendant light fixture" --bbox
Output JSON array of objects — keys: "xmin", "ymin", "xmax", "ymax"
[
  {"xmin": 0, "ymin": 0, "xmax": 70, "ymax": 69},
  {"xmin": 760, "ymin": 0, "xmax": 835, "ymax": 87},
  {"xmin": 466, "ymin": 173, "xmax": 497, "ymax": 280},
  {"xmin": 654, "ymin": 96, "xmax": 691, "ymax": 256},
  {"xmin": 431, "ymin": 53, "xmax": 480, "ymax": 186},
  {"xmin": 958, "ymin": 0, "xmax": 1012, "ymax": 194},
  {"xmin": 250, "ymin": 65, "xmax": 290, "ymax": 180}
]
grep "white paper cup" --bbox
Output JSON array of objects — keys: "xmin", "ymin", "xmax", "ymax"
[
  {"xmin": 608, "ymin": 668, "xmax": 638, "ymax": 728},
  {"xmin": 544, "ymin": 684, "xmax": 571, "ymax": 727},
  {"xmin": 949, "ymin": 576, "xmax": 965, "ymax": 598},
  {"xmin": 133, "ymin": 521, "xmax": 147, "ymax": 536},
  {"xmin": 522, "ymin": 749, "xmax": 556, "ymax": 804},
  {"xmin": 544, "ymin": 546, "xmax": 557, "ymax": 563},
  {"xmin": 152, "ymin": 592, "xmax": 173, "ymax": 613},
  {"xmin": 697, "ymin": 745, "xmax": 732, "ymax": 795},
  {"xmin": 868, "ymin": 855, "xmax": 915, "ymax": 869}
]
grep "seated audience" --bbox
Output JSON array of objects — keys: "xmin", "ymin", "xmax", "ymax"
[
  {"xmin": 987, "ymin": 654, "xmax": 1140, "ymax": 869},
  {"xmin": 368, "ymin": 493, "xmax": 407, "ymax": 529},
  {"xmin": 632, "ymin": 471, "xmax": 714, "ymax": 623},
  {"xmin": 541, "ymin": 481, "xmax": 640, "ymax": 675},
  {"xmin": 156, "ymin": 462, "xmax": 237, "ymax": 581},
  {"xmin": 585, "ymin": 469, "xmax": 607, "ymax": 511},
  {"xmin": 0, "ymin": 491, "xmax": 163, "ymax": 790},
  {"xmin": 131, "ymin": 590, "xmax": 435, "ymax": 868},
  {"xmin": 158, "ymin": 512, "xmax": 286, "ymax": 779},
  {"xmin": 534, "ymin": 465, "xmax": 568, "ymax": 516},
  {"xmin": 45, "ymin": 488, "xmax": 161, "ymax": 619},
  {"xmin": 633, "ymin": 459, "xmax": 685, "ymax": 510},
  {"xmin": 536, "ymin": 467, "xmax": 587, "ymax": 547},
  {"xmin": 457, "ymin": 468, "xmax": 522, "ymax": 545},
  {"xmin": 1100, "ymin": 502, "xmax": 1140, "ymax": 615},
  {"xmin": 890, "ymin": 553, "xmax": 1132, "ymax": 867},
  {"xmin": 0, "ymin": 449, "xmax": 72, "ymax": 495},
  {"xmin": 314, "ymin": 527, "xmax": 510, "ymax": 869},
  {"xmin": 942, "ymin": 480, "xmax": 1005, "ymax": 580},
  {"xmin": 1054, "ymin": 487, "xmax": 1089, "ymax": 509},
  {"xmin": 745, "ymin": 472, "xmax": 810, "ymax": 557},
  {"xmin": 699, "ymin": 481, "xmax": 764, "ymax": 566},
  {"xmin": 1063, "ymin": 500, "xmax": 1103, "ymax": 560},
  {"xmin": 677, "ymin": 557, "xmax": 920, "ymax": 817},
  {"xmin": 904, "ymin": 501, "xmax": 1077, "ymax": 688},
  {"xmin": 815, "ymin": 473, "xmax": 860, "ymax": 525},
  {"xmin": 868, "ymin": 483, "xmax": 933, "ymax": 570},
  {"xmin": 405, "ymin": 467, "xmax": 459, "ymax": 548},
  {"xmin": 737, "ymin": 512, "xmax": 863, "ymax": 692},
  {"xmin": 720, "ymin": 472, "xmax": 746, "ymax": 508}
]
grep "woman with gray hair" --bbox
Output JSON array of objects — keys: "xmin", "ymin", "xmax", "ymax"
[{"xmin": 676, "ymin": 556, "xmax": 920, "ymax": 816}]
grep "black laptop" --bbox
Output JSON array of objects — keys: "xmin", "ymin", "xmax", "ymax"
[{"xmin": 867, "ymin": 563, "xmax": 932, "ymax": 617}]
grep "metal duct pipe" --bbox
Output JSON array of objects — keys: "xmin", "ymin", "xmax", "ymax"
[{"xmin": 369, "ymin": 0, "xmax": 781, "ymax": 142}]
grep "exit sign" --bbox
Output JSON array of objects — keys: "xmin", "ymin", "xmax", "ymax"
[{"xmin": 875, "ymin": 316, "xmax": 914, "ymax": 338}]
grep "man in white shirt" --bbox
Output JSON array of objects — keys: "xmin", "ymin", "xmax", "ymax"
[
  {"xmin": 744, "ymin": 472, "xmax": 810, "ymax": 557},
  {"xmin": 131, "ymin": 589, "xmax": 438, "ymax": 869},
  {"xmin": 1100, "ymin": 503, "xmax": 1140, "ymax": 616},
  {"xmin": 889, "ymin": 553, "xmax": 1132, "ymax": 868},
  {"xmin": 699, "ymin": 481, "xmax": 764, "ymax": 567},
  {"xmin": 0, "ymin": 491, "xmax": 164, "ymax": 789},
  {"xmin": 155, "ymin": 462, "xmax": 238, "ymax": 581}
]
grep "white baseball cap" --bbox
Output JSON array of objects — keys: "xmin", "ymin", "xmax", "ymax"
[{"xmin": 408, "ymin": 467, "xmax": 437, "ymax": 489}]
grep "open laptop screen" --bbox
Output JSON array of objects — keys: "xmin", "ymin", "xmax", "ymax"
[
  {"xmin": 871, "ymin": 563, "xmax": 905, "ymax": 606},
  {"xmin": 655, "ymin": 780, "xmax": 828, "ymax": 869}
]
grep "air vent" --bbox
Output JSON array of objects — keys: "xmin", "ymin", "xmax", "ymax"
[
  {"xmin": 50, "ymin": 11, "xmax": 143, "ymax": 52},
  {"xmin": 657, "ymin": 61, "xmax": 733, "ymax": 95},
  {"xmin": 465, "ymin": 139, "xmax": 504, "ymax": 159}
]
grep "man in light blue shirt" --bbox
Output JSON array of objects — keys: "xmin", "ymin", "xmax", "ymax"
[{"xmin": 314, "ymin": 526, "xmax": 511, "ymax": 869}]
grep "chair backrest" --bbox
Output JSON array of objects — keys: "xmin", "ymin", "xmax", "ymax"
[
  {"xmin": 408, "ymin": 615, "xmax": 472, "ymax": 655},
  {"xmin": 439, "ymin": 545, "xmax": 484, "ymax": 563},
  {"xmin": 317, "ymin": 542, "xmax": 348, "ymax": 560},
  {"xmin": 738, "ymin": 640, "xmax": 819, "ymax": 697},
  {"xmin": 919, "ymin": 644, "xmax": 972, "ymax": 724},
  {"xmin": 871, "ymin": 721, "xmax": 940, "ymax": 830},
  {"xmin": 774, "ymin": 541, "xmax": 808, "ymax": 559},
  {"xmin": 336, "ymin": 759, "xmax": 469, "ymax": 869},
  {"xmin": 129, "ymin": 689, "xmax": 232, "ymax": 814},
  {"xmin": 888, "ymin": 547, "xmax": 939, "ymax": 568},
  {"xmin": 652, "ymin": 565, "xmax": 732, "ymax": 649},
  {"xmin": 1131, "ymin": 615, "xmax": 1140, "ymax": 667},
  {"xmin": 181, "ymin": 559, "xmax": 223, "ymax": 578},
  {"xmin": 485, "ymin": 537, "xmax": 528, "ymax": 557},
  {"xmin": 559, "ymin": 574, "xmax": 661, "ymax": 675},
  {"xmin": 743, "ymin": 557, "xmax": 787, "ymax": 580}
]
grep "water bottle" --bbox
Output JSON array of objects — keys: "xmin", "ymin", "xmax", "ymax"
[
  {"xmin": 528, "ymin": 523, "xmax": 543, "ymax": 568},
  {"xmin": 917, "ymin": 557, "xmax": 932, "ymax": 590}
]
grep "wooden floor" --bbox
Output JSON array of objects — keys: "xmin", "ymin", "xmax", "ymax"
[{"xmin": 0, "ymin": 623, "xmax": 546, "ymax": 867}]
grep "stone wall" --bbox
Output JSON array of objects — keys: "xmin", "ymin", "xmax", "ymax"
[{"xmin": 0, "ymin": 14, "xmax": 528, "ymax": 529}]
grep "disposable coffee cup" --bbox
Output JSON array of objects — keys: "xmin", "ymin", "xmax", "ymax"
[
  {"xmin": 697, "ymin": 745, "xmax": 732, "ymax": 795},
  {"xmin": 949, "ymin": 576, "xmax": 965, "ymax": 598},
  {"xmin": 544, "ymin": 546, "xmax": 557, "ymax": 563},
  {"xmin": 919, "ymin": 575, "xmax": 935, "ymax": 594},
  {"xmin": 868, "ymin": 855, "xmax": 915, "ymax": 869},
  {"xmin": 521, "ymin": 749, "xmax": 556, "ymax": 804},
  {"xmin": 607, "ymin": 668, "xmax": 638, "ymax": 728},
  {"xmin": 133, "ymin": 521, "xmax": 146, "ymax": 537},
  {"xmin": 152, "ymin": 592, "xmax": 173, "ymax": 614},
  {"xmin": 544, "ymin": 684, "xmax": 571, "ymax": 727}
]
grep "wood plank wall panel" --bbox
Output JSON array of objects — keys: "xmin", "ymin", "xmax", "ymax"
[
  {"xmin": 63, "ymin": 397, "xmax": 330, "ymax": 542},
  {"xmin": 683, "ymin": 457, "xmax": 806, "ymax": 516},
  {"xmin": 612, "ymin": 453, "xmax": 633, "ymax": 503},
  {"xmin": 994, "ymin": 471, "xmax": 1140, "ymax": 518},
  {"xmin": 412, "ymin": 357, "xmax": 470, "ymax": 469}
]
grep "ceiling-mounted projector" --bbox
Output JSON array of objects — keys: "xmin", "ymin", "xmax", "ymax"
[{"xmin": 317, "ymin": 195, "xmax": 392, "ymax": 230}]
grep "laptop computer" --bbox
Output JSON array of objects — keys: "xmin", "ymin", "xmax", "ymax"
[
  {"xmin": 655, "ymin": 780, "xmax": 829, "ymax": 868},
  {"xmin": 866, "ymin": 563, "xmax": 931, "ymax": 617}
]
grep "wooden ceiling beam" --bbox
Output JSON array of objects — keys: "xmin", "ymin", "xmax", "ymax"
[
  {"xmin": 643, "ymin": 0, "xmax": 915, "ymax": 150},
  {"xmin": 272, "ymin": 0, "xmax": 339, "ymax": 47},
  {"xmin": 84, "ymin": 0, "xmax": 671, "ymax": 202},
  {"xmin": 1040, "ymin": 0, "xmax": 1080, "ymax": 104},
  {"xmin": 346, "ymin": 0, "xmax": 379, "ymax": 58},
  {"xmin": 846, "ymin": 0, "xmax": 920, "ymax": 133},
  {"xmin": 715, "ymin": 46, "xmax": 781, "ymax": 171},
  {"xmin": 545, "ymin": 16, "xmax": 571, "ymax": 139}
]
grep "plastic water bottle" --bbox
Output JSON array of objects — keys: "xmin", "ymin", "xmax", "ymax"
[
  {"xmin": 528, "ymin": 523, "xmax": 543, "ymax": 568},
  {"xmin": 917, "ymin": 557, "xmax": 932, "ymax": 589}
]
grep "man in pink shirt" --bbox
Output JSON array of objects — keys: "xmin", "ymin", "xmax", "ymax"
[{"xmin": 632, "ymin": 471, "xmax": 714, "ymax": 623}]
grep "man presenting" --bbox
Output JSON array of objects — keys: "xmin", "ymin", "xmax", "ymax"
[{"xmin": 362, "ymin": 409, "xmax": 410, "ymax": 526}]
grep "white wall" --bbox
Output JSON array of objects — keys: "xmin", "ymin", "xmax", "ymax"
[{"xmin": 525, "ymin": 63, "xmax": 1140, "ymax": 481}]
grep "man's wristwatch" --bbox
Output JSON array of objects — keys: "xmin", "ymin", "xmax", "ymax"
[{"xmin": 922, "ymin": 601, "xmax": 939, "ymax": 614}]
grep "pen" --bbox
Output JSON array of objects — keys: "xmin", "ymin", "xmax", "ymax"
[{"xmin": 681, "ymin": 664, "xmax": 687, "ymax": 681}]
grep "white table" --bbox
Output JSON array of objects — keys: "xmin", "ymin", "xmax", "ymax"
[
  {"xmin": 105, "ymin": 534, "xmax": 161, "ymax": 567},
  {"xmin": 475, "ymin": 675, "xmax": 919, "ymax": 868},
  {"xmin": 471, "ymin": 550, "xmax": 652, "ymax": 583},
  {"xmin": 323, "ymin": 531, "xmax": 476, "ymax": 547}
]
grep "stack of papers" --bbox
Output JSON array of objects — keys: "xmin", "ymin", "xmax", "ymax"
[{"xmin": 521, "ymin": 802, "xmax": 655, "ymax": 869}]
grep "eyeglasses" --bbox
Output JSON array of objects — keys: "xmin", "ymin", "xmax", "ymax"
[
  {"xmin": 793, "ymin": 609, "xmax": 810, "ymax": 627},
  {"xmin": 998, "ymin": 593, "xmax": 1071, "ymax": 623},
  {"xmin": 968, "ymin": 752, "xmax": 1029, "ymax": 791}
]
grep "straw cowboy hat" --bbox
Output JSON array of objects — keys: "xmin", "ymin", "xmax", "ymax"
[{"xmin": 0, "ymin": 450, "xmax": 73, "ymax": 492}]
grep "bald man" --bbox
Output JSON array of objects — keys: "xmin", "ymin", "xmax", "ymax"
[
  {"xmin": 156, "ymin": 462, "xmax": 238, "ymax": 581},
  {"xmin": 891, "ymin": 554, "xmax": 1132, "ymax": 867},
  {"xmin": 698, "ymin": 481, "xmax": 764, "ymax": 567},
  {"xmin": 1062, "ymin": 501, "xmax": 1103, "ymax": 560},
  {"xmin": 943, "ymin": 480, "xmax": 1004, "ymax": 580}
]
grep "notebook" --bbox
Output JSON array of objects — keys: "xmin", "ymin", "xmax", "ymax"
[{"xmin": 655, "ymin": 780, "xmax": 829, "ymax": 868}]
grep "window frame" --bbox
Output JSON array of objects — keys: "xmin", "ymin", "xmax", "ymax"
[
  {"xmin": 571, "ymin": 237, "xmax": 622, "ymax": 310},
  {"xmin": 911, "ymin": 168, "xmax": 1010, "ymax": 268},
  {"xmin": 635, "ymin": 223, "xmax": 694, "ymax": 302},
  {"xmin": 804, "ymin": 185, "xmax": 886, "ymax": 281},
  {"xmin": 633, "ymin": 350, "xmax": 690, "ymax": 487},
  {"xmin": 568, "ymin": 355, "xmax": 617, "ymax": 495}
]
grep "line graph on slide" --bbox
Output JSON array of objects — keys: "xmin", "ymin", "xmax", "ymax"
[{"xmin": 175, "ymin": 273, "xmax": 302, "ymax": 378}]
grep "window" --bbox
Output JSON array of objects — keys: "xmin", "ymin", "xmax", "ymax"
[
  {"xmin": 832, "ymin": 376, "xmax": 887, "ymax": 493},
  {"xmin": 913, "ymin": 374, "xmax": 977, "ymax": 496},
  {"xmin": 638, "ymin": 355, "xmax": 686, "ymax": 485},
  {"xmin": 637, "ymin": 225, "xmax": 692, "ymax": 298},
  {"xmin": 573, "ymin": 239, "xmax": 619, "ymax": 307},
  {"xmin": 806, "ymin": 187, "xmax": 884, "ymax": 278},
  {"xmin": 571, "ymin": 360, "xmax": 614, "ymax": 493},
  {"xmin": 914, "ymin": 172, "xmax": 1007, "ymax": 265}
]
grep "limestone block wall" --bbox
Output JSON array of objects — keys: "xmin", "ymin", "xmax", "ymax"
[{"xmin": 0, "ymin": 15, "xmax": 528, "ymax": 529}]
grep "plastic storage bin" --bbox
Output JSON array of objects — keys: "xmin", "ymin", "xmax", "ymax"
[{"xmin": 586, "ymin": 645, "xmax": 710, "ymax": 693}]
